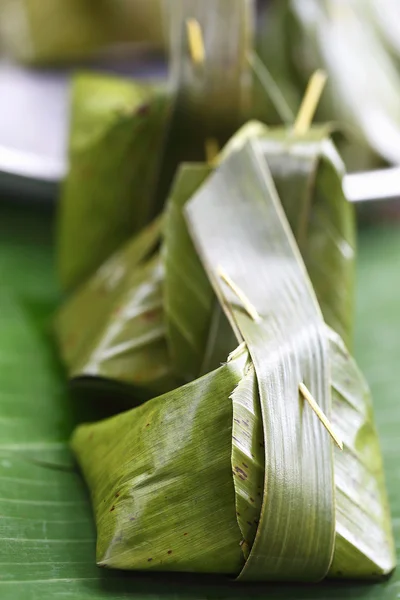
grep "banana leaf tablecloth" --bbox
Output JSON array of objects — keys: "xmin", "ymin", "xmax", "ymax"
[{"xmin": 0, "ymin": 198, "xmax": 399, "ymax": 599}]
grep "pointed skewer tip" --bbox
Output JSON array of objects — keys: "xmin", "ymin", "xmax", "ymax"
[{"xmin": 293, "ymin": 69, "xmax": 327, "ymax": 136}]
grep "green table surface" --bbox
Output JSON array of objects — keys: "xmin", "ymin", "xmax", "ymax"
[{"xmin": 0, "ymin": 200, "xmax": 399, "ymax": 599}]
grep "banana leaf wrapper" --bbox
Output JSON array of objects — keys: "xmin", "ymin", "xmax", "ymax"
[
  {"xmin": 55, "ymin": 217, "xmax": 180, "ymax": 402},
  {"xmin": 72, "ymin": 141, "xmax": 395, "ymax": 580},
  {"xmin": 256, "ymin": 126, "xmax": 356, "ymax": 348},
  {"xmin": 0, "ymin": 0, "xmax": 165, "ymax": 64},
  {"xmin": 163, "ymin": 163, "xmax": 237, "ymax": 381},
  {"xmin": 57, "ymin": 72, "xmax": 171, "ymax": 291},
  {"xmin": 164, "ymin": 122, "xmax": 355, "ymax": 384},
  {"xmin": 155, "ymin": 0, "xmax": 255, "ymax": 209},
  {"xmin": 260, "ymin": 0, "xmax": 400, "ymax": 169}
]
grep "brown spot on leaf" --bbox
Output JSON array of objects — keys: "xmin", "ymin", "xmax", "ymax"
[
  {"xmin": 183, "ymin": 533, "xmax": 188, "ymax": 536},
  {"xmin": 110, "ymin": 505, "xmax": 115, "ymax": 512},
  {"xmin": 247, "ymin": 521, "xmax": 252, "ymax": 526},
  {"xmin": 141, "ymin": 309, "xmax": 159, "ymax": 322},
  {"xmin": 232, "ymin": 436, "xmax": 240, "ymax": 443},
  {"xmin": 167, "ymin": 550, "xmax": 173, "ymax": 555},
  {"xmin": 250, "ymin": 497, "xmax": 255, "ymax": 503},
  {"xmin": 234, "ymin": 466, "xmax": 247, "ymax": 479},
  {"xmin": 236, "ymin": 512, "xmax": 241, "ymax": 517},
  {"xmin": 233, "ymin": 418, "xmax": 240, "ymax": 424},
  {"xmin": 145, "ymin": 423, "xmax": 150, "ymax": 428},
  {"xmin": 148, "ymin": 558, "xmax": 153, "ymax": 562},
  {"xmin": 242, "ymin": 462, "xmax": 248, "ymax": 469},
  {"xmin": 115, "ymin": 492, "xmax": 120, "ymax": 498},
  {"xmin": 137, "ymin": 104, "xmax": 150, "ymax": 117}
]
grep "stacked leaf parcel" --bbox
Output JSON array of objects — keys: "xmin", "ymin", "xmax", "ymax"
[{"xmin": 55, "ymin": 121, "xmax": 396, "ymax": 581}]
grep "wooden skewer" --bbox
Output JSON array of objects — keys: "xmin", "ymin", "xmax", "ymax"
[
  {"xmin": 205, "ymin": 137, "xmax": 220, "ymax": 166},
  {"xmin": 293, "ymin": 69, "xmax": 327, "ymax": 136},
  {"xmin": 186, "ymin": 18, "xmax": 206, "ymax": 65},
  {"xmin": 218, "ymin": 266, "xmax": 261, "ymax": 323},
  {"xmin": 227, "ymin": 341, "xmax": 247, "ymax": 362},
  {"xmin": 299, "ymin": 382, "xmax": 343, "ymax": 450}
]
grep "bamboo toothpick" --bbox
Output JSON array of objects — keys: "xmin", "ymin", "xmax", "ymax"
[
  {"xmin": 293, "ymin": 69, "xmax": 327, "ymax": 136},
  {"xmin": 218, "ymin": 267, "xmax": 261, "ymax": 323},
  {"xmin": 299, "ymin": 382, "xmax": 343, "ymax": 450},
  {"xmin": 205, "ymin": 137, "xmax": 220, "ymax": 166},
  {"xmin": 227, "ymin": 341, "xmax": 247, "ymax": 362},
  {"xmin": 186, "ymin": 18, "xmax": 205, "ymax": 65}
]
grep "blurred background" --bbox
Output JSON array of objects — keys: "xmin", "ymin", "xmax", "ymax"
[{"xmin": 0, "ymin": 0, "xmax": 399, "ymax": 218}]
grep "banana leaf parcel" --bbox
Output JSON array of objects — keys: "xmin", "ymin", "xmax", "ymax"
[
  {"xmin": 71, "ymin": 139, "xmax": 395, "ymax": 581},
  {"xmin": 258, "ymin": 0, "xmax": 400, "ymax": 169},
  {"xmin": 57, "ymin": 72, "xmax": 171, "ymax": 291},
  {"xmin": 55, "ymin": 216, "xmax": 180, "ymax": 402},
  {"xmin": 56, "ymin": 123, "xmax": 356, "ymax": 407}
]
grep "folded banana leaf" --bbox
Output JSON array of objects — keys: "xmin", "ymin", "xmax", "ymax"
[
  {"xmin": 0, "ymin": 0, "xmax": 165, "ymax": 64},
  {"xmin": 55, "ymin": 216, "xmax": 180, "ymax": 401},
  {"xmin": 72, "ymin": 140, "xmax": 395, "ymax": 580},
  {"xmin": 163, "ymin": 162, "xmax": 236, "ymax": 381},
  {"xmin": 155, "ymin": 0, "xmax": 255, "ymax": 209},
  {"xmin": 260, "ymin": 0, "xmax": 400, "ymax": 169},
  {"xmin": 164, "ymin": 122, "xmax": 355, "ymax": 378},
  {"xmin": 57, "ymin": 72, "xmax": 171, "ymax": 291},
  {"xmin": 186, "ymin": 140, "xmax": 395, "ymax": 579},
  {"xmin": 257, "ymin": 127, "xmax": 356, "ymax": 347}
]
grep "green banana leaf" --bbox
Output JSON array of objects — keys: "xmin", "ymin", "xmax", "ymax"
[
  {"xmin": 186, "ymin": 140, "xmax": 335, "ymax": 582},
  {"xmin": 0, "ymin": 200, "xmax": 399, "ymax": 597},
  {"xmin": 163, "ymin": 163, "xmax": 236, "ymax": 380},
  {"xmin": 163, "ymin": 123, "xmax": 355, "ymax": 379},
  {"xmin": 155, "ymin": 0, "xmax": 254, "ymax": 208},
  {"xmin": 185, "ymin": 139, "xmax": 395, "ymax": 579},
  {"xmin": 0, "ymin": 0, "xmax": 165, "ymax": 64},
  {"xmin": 260, "ymin": 0, "xmax": 400, "ymax": 169},
  {"xmin": 257, "ymin": 127, "xmax": 356, "ymax": 347},
  {"xmin": 71, "ymin": 345, "xmax": 249, "ymax": 574},
  {"xmin": 55, "ymin": 216, "xmax": 180, "ymax": 401},
  {"xmin": 71, "ymin": 139, "xmax": 393, "ymax": 580},
  {"xmin": 57, "ymin": 72, "xmax": 171, "ymax": 291}
]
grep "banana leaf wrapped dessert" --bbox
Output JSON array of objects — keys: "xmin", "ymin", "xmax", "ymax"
[
  {"xmin": 0, "ymin": 0, "xmax": 165, "ymax": 64},
  {"xmin": 57, "ymin": 73, "xmax": 171, "ymax": 291},
  {"xmin": 71, "ymin": 137, "xmax": 395, "ymax": 580},
  {"xmin": 56, "ymin": 122, "xmax": 355, "ymax": 397},
  {"xmin": 258, "ymin": 0, "xmax": 400, "ymax": 170},
  {"xmin": 55, "ymin": 216, "xmax": 180, "ymax": 401}
]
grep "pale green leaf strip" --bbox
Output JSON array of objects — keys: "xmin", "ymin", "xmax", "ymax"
[
  {"xmin": 186, "ymin": 140, "xmax": 335, "ymax": 581},
  {"xmin": 257, "ymin": 129, "xmax": 356, "ymax": 348},
  {"xmin": 327, "ymin": 327, "xmax": 396, "ymax": 579},
  {"xmin": 163, "ymin": 164, "xmax": 214, "ymax": 381},
  {"xmin": 231, "ymin": 363, "xmax": 264, "ymax": 558},
  {"xmin": 163, "ymin": 162, "xmax": 237, "ymax": 381}
]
